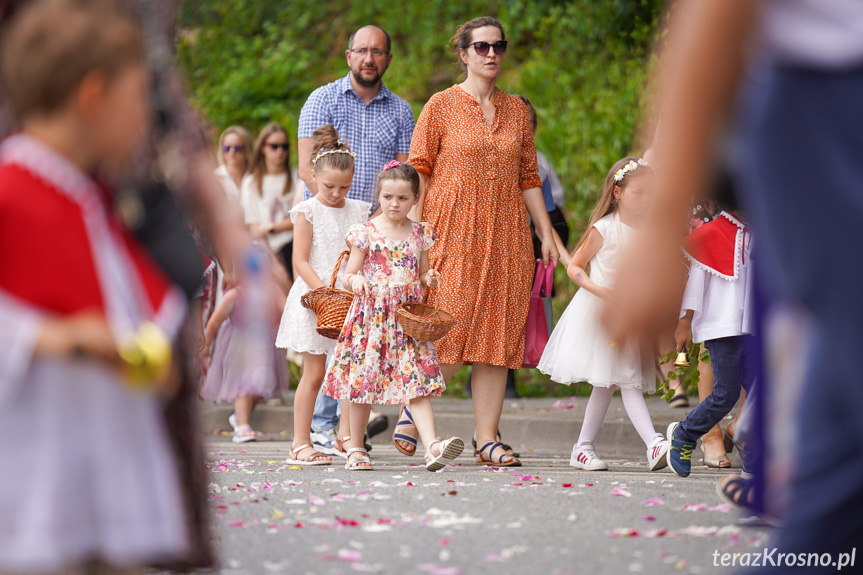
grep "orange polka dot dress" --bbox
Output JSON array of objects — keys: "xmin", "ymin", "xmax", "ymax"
[{"xmin": 408, "ymin": 86, "xmax": 542, "ymax": 369}]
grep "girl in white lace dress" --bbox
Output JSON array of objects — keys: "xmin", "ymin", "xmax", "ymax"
[
  {"xmin": 538, "ymin": 157, "xmax": 670, "ymax": 473},
  {"xmin": 276, "ymin": 126, "xmax": 370, "ymax": 465}
]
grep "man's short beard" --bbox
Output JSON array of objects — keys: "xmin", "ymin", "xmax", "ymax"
[{"xmin": 351, "ymin": 68, "xmax": 382, "ymax": 88}]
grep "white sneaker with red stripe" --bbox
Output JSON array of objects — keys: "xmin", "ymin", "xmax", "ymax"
[
  {"xmin": 570, "ymin": 443, "xmax": 608, "ymax": 471},
  {"xmin": 647, "ymin": 435, "xmax": 670, "ymax": 471}
]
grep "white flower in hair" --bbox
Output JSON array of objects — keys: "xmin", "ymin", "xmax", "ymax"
[
  {"xmin": 638, "ymin": 158, "xmax": 649, "ymax": 166},
  {"xmin": 614, "ymin": 169, "xmax": 625, "ymax": 182},
  {"xmin": 626, "ymin": 161, "xmax": 638, "ymax": 170}
]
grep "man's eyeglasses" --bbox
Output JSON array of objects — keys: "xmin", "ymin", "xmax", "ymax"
[
  {"xmin": 468, "ymin": 40, "xmax": 508, "ymax": 57},
  {"xmin": 266, "ymin": 143, "xmax": 290, "ymax": 151},
  {"xmin": 221, "ymin": 144, "xmax": 245, "ymax": 153},
  {"xmin": 350, "ymin": 48, "xmax": 389, "ymax": 58}
]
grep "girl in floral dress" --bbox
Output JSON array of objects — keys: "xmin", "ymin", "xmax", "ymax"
[{"xmin": 323, "ymin": 162, "xmax": 464, "ymax": 471}]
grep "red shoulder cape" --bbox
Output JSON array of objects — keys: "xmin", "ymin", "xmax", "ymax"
[
  {"xmin": 682, "ymin": 212, "xmax": 747, "ymax": 281},
  {"xmin": 0, "ymin": 162, "xmax": 173, "ymax": 317}
]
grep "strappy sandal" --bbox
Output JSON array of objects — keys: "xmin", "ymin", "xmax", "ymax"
[
  {"xmin": 425, "ymin": 437, "xmax": 465, "ymax": 472},
  {"xmin": 476, "ymin": 440, "xmax": 522, "ymax": 467},
  {"xmin": 333, "ymin": 435, "xmax": 351, "ymax": 459},
  {"xmin": 232, "ymin": 424, "xmax": 256, "ymax": 444},
  {"xmin": 285, "ymin": 443, "xmax": 332, "ymax": 466},
  {"xmin": 716, "ymin": 475, "xmax": 754, "ymax": 510},
  {"xmin": 392, "ymin": 406, "xmax": 418, "ymax": 456},
  {"xmin": 345, "ymin": 447, "xmax": 374, "ymax": 471},
  {"xmin": 471, "ymin": 429, "xmax": 520, "ymax": 459}
]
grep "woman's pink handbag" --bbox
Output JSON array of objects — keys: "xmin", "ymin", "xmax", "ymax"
[{"xmin": 522, "ymin": 261, "xmax": 554, "ymax": 368}]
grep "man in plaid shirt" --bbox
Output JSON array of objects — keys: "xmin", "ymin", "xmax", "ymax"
[{"xmin": 297, "ymin": 25, "xmax": 415, "ymax": 208}]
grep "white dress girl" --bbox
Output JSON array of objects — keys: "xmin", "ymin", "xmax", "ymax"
[
  {"xmin": 538, "ymin": 212, "xmax": 655, "ymax": 391},
  {"xmin": 275, "ymin": 197, "xmax": 371, "ymax": 354}
]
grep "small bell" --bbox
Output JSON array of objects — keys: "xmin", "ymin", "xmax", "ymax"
[{"xmin": 674, "ymin": 347, "xmax": 691, "ymax": 368}]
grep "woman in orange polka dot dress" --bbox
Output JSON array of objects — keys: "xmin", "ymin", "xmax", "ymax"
[{"xmin": 407, "ymin": 17, "xmax": 559, "ymax": 467}]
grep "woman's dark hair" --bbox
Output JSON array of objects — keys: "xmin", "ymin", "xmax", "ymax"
[
  {"xmin": 450, "ymin": 16, "xmax": 506, "ymax": 79},
  {"xmin": 249, "ymin": 122, "xmax": 292, "ymax": 197}
]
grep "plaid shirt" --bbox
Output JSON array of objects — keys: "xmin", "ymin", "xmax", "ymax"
[{"xmin": 298, "ymin": 73, "xmax": 415, "ymax": 205}]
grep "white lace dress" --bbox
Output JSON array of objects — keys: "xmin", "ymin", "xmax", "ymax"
[
  {"xmin": 275, "ymin": 197, "xmax": 371, "ymax": 354},
  {"xmin": 538, "ymin": 213, "xmax": 656, "ymax": 391}
]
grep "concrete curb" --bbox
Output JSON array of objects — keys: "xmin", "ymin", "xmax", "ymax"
[{"xmin": 201, "ymin": 396, "xmax": 742, "ymax": 464}]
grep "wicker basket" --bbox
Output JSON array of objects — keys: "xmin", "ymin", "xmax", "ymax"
[
  {"xmin": 396, "ymin": 282, "xmax": 457, "ymax": 342},
  {"xmin": 300, "ymin": 250, "xmax": 354, "ymax": 339}
]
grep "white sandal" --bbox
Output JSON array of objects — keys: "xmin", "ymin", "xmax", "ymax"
[
  {"xmin": 345, "ymin": 447, "xmax": 374, "ymax": 471},
  {"xmin": 232, "ymin": 424, "xmax": 256, "ymax": 444},
  {"xmin": 333, "ymin": 435, "xmax": 351, "ymax": 459},
  {"xmin": 284, "ymin": 443, "xmax": 332, "ymax": 466},
  {"xmin": 425, "ymin": 436, "xmax": 465, "ymax": 471}
]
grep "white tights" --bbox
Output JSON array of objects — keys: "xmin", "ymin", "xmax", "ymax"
[{"xmin": 576, "ymin": 386, "xmax": 660, "ymax": 448}]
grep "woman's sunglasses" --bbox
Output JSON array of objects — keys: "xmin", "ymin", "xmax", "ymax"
[
  {"xmin": 266, "ymin": 143, "xmax": 290, "ymax": 151},
  {"xmin": 221, "ymin": 144, "xmax": 245, "ymax": 153},
  {"xmin": 468, "ymin": 40, "xmax": 508, "ymax": 57}
]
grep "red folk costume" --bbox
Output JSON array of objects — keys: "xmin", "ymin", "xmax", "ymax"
[{"xmin": 0, "ymin": 134, "xmax": 193, "ymax": 571}]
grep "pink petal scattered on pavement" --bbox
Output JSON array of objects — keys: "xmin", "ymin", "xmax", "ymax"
[
  {"xmin": 226, "ymin": 520, "xmax": 247, "ymax": 527},
  {"xmin": 682, "ymin": 503, "xmax": 732, "ymax": 512},
  {"xmin": 438, "ymin": 539, "xmax": 451, "ymax": 546},
  {"xmin": 485, "ymin": 554, "xmax": 502, "ymax": 563},
  {"xmin": 337, "ymin": 549, "xmax": 362, "ymax": 562},
  {"xmin": 419, "ymin": 564, "xmax": 462, "ymax": 575},
  {"xmin": 308, "ymin": 493, "xmax": 326, "ymax": 506},
  {"xmin": 612, "ymin": 486, "xmax": 632, "ymax": 497},
  {"xmin": 641, "ymin": 497, "xmax": 665, "ymax": 506},
  {"xmin": 644, "ymin": 516, "xmax": 656, "ymax": 522},
  {"xmin": 552, "ymin": 400, "xmax": 575, "ymax": 410}
]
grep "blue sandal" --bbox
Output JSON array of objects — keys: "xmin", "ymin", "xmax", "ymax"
[
  {"xmin": 476, "ymin": 441, "xmax": 522, "ymax": 467},
  {"xmin": 392, "ymin": 405, "xmax": 418, "ymax": 456}
]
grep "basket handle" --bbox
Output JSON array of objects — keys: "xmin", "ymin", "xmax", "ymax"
[
  {"xmin": 424, "ymin": 253, "xmax": 447, "ymax": 311},
  {"xmin": 330, "ymin": 250, "xmax": 351, "ymax": 288}
]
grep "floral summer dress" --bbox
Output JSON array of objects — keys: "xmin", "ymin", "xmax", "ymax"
[{"xmin": 323, "ymin": 221, "xmax": 445, "ymax": 405}]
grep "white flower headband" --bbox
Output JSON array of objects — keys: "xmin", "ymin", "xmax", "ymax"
[
  {"xmin": 613, "ymin": 158, "xmax": 649, "ymax": 182},
  {"xmin": 312, "ymin": 146, "xmax": 356, "ymax": 165}
]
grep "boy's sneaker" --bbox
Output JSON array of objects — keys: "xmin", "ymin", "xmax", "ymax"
[
  {"xmin": 228, "ymin": 413, "xmax": 238, "ymax": 431},
  {"xmin": 311, "ymin": 428, "xmax": 342, "ymax": 456},
  {"xmin": 570, "ymin": 443, "xmax": 609, "ymax": 470},
  {"xmin": 647, "ymin": 435, "xmax": 670, "ymax": 471},
  {"xmin": 667, "ymin": 422, "xmax": 697, "ymax": 477}
]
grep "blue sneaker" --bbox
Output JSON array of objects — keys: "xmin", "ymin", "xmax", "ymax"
[{"xmin": 666, "ymin": 422, "xmax": 696, "ymax": 477}]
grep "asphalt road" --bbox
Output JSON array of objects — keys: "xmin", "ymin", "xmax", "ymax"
[{"xmin": 190, "ymin": 439, "xmax": 772, "ymax": 575}]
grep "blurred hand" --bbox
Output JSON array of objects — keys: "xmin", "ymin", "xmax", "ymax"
[
  {"xmin": 426, "ymin": 269, "xmax": 440, "ymax": 289},
  {"xmin": 602, "ymin": 232, "xmax": 687, "ymax": 346},
  {"xmin": 40, "ymin": 312, "xmax": 121, "ymax": 366}
]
